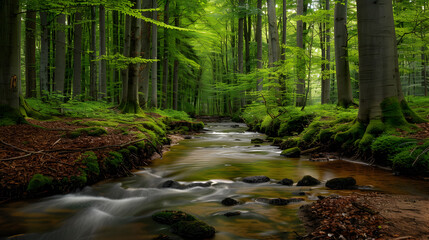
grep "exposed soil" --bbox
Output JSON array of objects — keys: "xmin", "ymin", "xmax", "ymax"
[{"xmin": 299, "ymin": 193, "xmax": 429, "ymax": 240}]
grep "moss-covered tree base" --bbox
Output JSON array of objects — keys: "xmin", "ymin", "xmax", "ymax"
[
  {"xmin": 19, "ymin": 95, "xmax": 51, "ymax": 120},
  {"xmin": 120, "ymin": 101, "xmax": 144, "ymax": 114},
  {"xmin": 0, "ymin": 105, "xmax": 26, "ymax": 126}
]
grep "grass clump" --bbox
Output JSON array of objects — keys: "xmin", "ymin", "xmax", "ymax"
[
  {"xmin": 80, "ymin": 151, "xmax": 100, "ymax": 175},
  {"xmin": 27, "ymin": 174, "xmax": 53, "ymax": 192}
]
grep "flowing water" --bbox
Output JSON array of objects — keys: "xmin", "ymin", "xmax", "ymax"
[{"xmin": 1, "ymin": 122, "xmax": 429, "ymax": 240}]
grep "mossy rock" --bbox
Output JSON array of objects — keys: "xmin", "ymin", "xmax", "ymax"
[
  {"xmin": 27, "ymin": 174, "xmax": 53, "ymax": 192},
  {"xmin": 325, "ymin": 177, "xmax": 357, "ymax": 190},
  {"xmin": 277, "ymin": 178, "xmax": 294, "ymax": 186},
  {"xmin": 70, "ymin": 174, "xmax": 87, "ymax": 187},
  {"xmin": 242, "ymin": 175, "xmax": 270, "ymax": 183},
  {"xmin": 80, "ymin": 151, "xmax": 99, "ymax": 175},
  {"xmin": 171, "ymin": 220, "xmax": 215, "ymax": 240},
  {"xmin": 296, "ymin": 175, "xmax": 320, "ymax": 186},
  {"xmin": 278, "ymin": 113, "xmax": 315, "ymax": 136},
  {"xmin": 280, "ymin": 147, "xmax": 301, "ymax": 158},
  {"xmin": 251, "ymin": 138, "xmax": 264, "ymax": 144},
  {"xmin": 68, "ymin": 127, "xmax": 107, "ymax": 139},
  {"xmin": 221, "ymin": 197, "xmax": 239, "ymax": 206},
  {"xmin": 141, "ymin": 121, "xmax": 166, "ymax": 136},
  {"xmin": 152, "ymin": 210, "xmax": 197, "ymax": 225},
  {"xmin": 279, "ymin": 137, "xmax": 300, "ymax": 150}
]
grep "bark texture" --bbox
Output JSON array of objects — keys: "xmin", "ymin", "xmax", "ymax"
[
  {"xmin": 25, "ymin": 10, "xmax": 37, "ymax": 98},
  {"xmin": 335, "ymin": 0, "xmax": 353, "ymax": 107},
  {"xmin": 139, "ymin": 0, "xmax": 153, "ymax": 107},
  {"xmin": 151, "ymin": 0, "xmax": 158, "ymax": 108},
  {"xmin": 54, "ymin": 14, "xmax": 66, "ymax": 94},
  {"xmin": 73, "ymin": 11, "xmax": 82, "ymax": 98},
  {"xmin": 296, "ymin": 0, "xmax": 305, "ymax": 106},
  {"xmin": 267, "ymin": 0, "xmax": 280, "ymax": 65},
  {"xmin": 39, "ymin": 12, "xmax": 49, "ymax": 97},
  {"xmin": 90, "ymin": 7, "xmax": 97, "ymax": 100},
  {"xmin": 256, "ymin": 0, "xmax": 263, "ymax": 91},
  {"xmin": 99, "ymin": 5, "xmax": 107, "ymax": 99},
  {"xmin": 162, "ymin": 0, "xmax": 170, "ymax": 109}
]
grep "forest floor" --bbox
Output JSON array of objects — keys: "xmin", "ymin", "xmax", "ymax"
[
  {"xmin": 299, "ymin": 193, "xmax": 429, "ymax": 240},
  {"xmin": 0, "ymin": 115, "xmax": 194, "ymax": 203}
]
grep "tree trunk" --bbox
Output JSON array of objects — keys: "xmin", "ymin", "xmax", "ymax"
[
  {"xmin": 40, "ymin": 12, "xmax": 49, "ymax": 98},
  {"xmin": 172, "ymin": 8, "xmax": 180, "ymax": 110},
  {"xmin": 324, "ymin": 0, "xmax": 331, "ymax": 104},
  {"xmin": 267, "ymin": 0, "xmax": 280, "ymax": 65},
  {"xmin": 256, "ymin": 0, "xmax": 263, "ymax": 91},
  {"xmin": 54, "ymin": 14, "xmax": 66, "ymax": 95},
  {"xmin": 151, "ymin": 0, "xmax": 158, "ymax": 108},
  {"xmin": 162, "ymin": 0, "xmax": 170, "ymax": 109},
  {"xmin": 281, "ymin": 0, "xmax": 287, "ymax": 61},
  {"xmin": 0, "ymin": 0, "xmax": 21, "ymax": 112},
  {"xmin": 245, "ymin": 14, "xmax": 251, "ymax": 73},
  {"xmin": 356, "ymin": 0, "xmax": 423, "ymax": 124},
  {"xmin": 139, "ymin": 0, "xmax": 152, "ymax": 107},
  {"xmin": 122, "ymin": 0, "xmax": 142, "ymax": 113},
  {"xmin": 90, "ymin": 7, "xmax": 97, "ymax": 100},
  {"xmin": 99, "ymin": 5, "xmax": 107, "ymax": 100},
  {"xmin": 121, "ymin": 15, "xmax": 131, "ymax": 107},
  {"xmin": 238, "ymin": 0, "xmax": 244, "ymax": 74},
  {"xmin": 422, "ymin": 48, "xmax": 427, "ymax": 96},
  {"xmin": 73, "ymin": 11, "xmax": 82, "ymax": 98},
  {"xmin": 112, "ymin": 10, "xmax": 120, "ymax": 103},
  {"xmin": 334, "ymin": 0, "xmax": 353, "ymax": 107},
  {"xmin": 296, "ymin": 0, "xmax": 305, "ymax": 106},
  {"xmin": 25, "ymin": 10, "xmax": 37, "ymax": 98}
]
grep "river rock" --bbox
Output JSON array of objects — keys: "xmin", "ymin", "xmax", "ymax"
[
  {"xmin": 221, "ymin": 197, "xmax": 239, "ymax": 206},
  {"xmin": 224, "ymin": 211, "xmax": 241, "ymax": 217},
  {"xmin": 256, "ymin": 197, "xmax": 304, "ymax": 206},
  {"xmin": 280, "ymin": 147, "xmax": 301, "ymax": 158},
  {"xmin": 184, "ymin": 135, "xmax": 192, "ymax": 139},
  {"xmin": 161, "ymin": 180, "xmax": 212, "ymax": 189},
  {"xmin": 152, "ymin": 210, "xmax": 196, "ymax": 225},
  {"xmin": 242, "ymin": 175, "xmax": 270, "ymax": 183},
  {"xmin": 325, "ymin": 177, "xmax": 357, "ymax": 190},
  {"xmin": 171, "ymin": 220, "xmax": 216, "ymax": 239},
  {"xmin": 277, "ymin": 178, "xmax": 294, "ymax": 186},
  {"xmin": 297, "ymin": 175, "xmax": 321, "ymax": 186},
  {"xmin": 250, "ymin": 138, "xmax": 264, "ymax": 144},
  {"xmin": 186, "ymin": 182, "xmax": 212, "ymax": 188}
]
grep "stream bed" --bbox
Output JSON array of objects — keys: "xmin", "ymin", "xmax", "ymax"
[{"xmin": 1, "ymin": 122, "xmax": 429, "ymax": 240}]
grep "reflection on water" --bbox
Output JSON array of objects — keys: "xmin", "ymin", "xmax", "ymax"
[{"xmin": 1, "ymin": 122, "xmax": 429, "ymax": 240}]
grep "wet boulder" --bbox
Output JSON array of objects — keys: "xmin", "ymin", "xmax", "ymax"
[
  {"xmin": 251, "ymin": 138, "xmax": 264, "ymax": 144},
  {"xmin": 152, "ymin": 210, "xmax": 196, "ymax": 225},
  {"xmin": 297, "ymin": 175, "xmax": 321, "ymax": 186},
  {"xmin": 256, "ymin": 197, "xmax": 304, "ymax": 206},
  {"xmin": 186, "ymin": 182, "xmax": 212, "ymax": 188},
  {"xmin": 277, "ymin": 178, "xmax": 294, "ymax": 186},
  {"xmin": 280, "ymin": 147, "xmax": 301, "ymax": 158},
  {"xmin": 161, "ymin": 180, "xmax": 185, "ymax": 189},
  {"xmin": 242, "ymin": 175, "xmax": 270, "ymax": 183},
  {"xmin": 325, "ymin": 177, "xmax": 357, "ymax": 190},
  {"xmin": 171, "ymin": 220, "xmax": 216, "ymax": 240},
  {"xmin": 221, "ymin": 197, "xmax": 239, "ymax": 206}
]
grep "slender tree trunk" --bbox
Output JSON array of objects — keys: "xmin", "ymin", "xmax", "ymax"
[
  {"xmin": 335, "ymin": 0, "xmax": 353, "ymax": 107},
  {"xmin": 90, "ymin": 7, "xmax": 97, "ymax": 100},
  {"xmin": 281, "ymin": 0, "xmax": 287, "ymax": 61},
  {"xmin": 151, "ymin": 0, "xmax": 158, "ymax": 108},
  {"xmin": 122, "ymin": 0, "xmax": 142, "ymax": 113},
  {"xmin": 161, "ymin": 0, "xmax": 170, "ymax": 109},
  {"xmin": 99, "ymin": 5, "xmax": 107, "ymax": 100},
  {"xmin": 139, "ymin": 0, "xmax": 152, "ymax": 107},
  {"xmin": 0, "ymin": 0, "xmax": 21, "ymax": 111},
  {"xmin": 172, "ymin": 8, "xmax": 180, "ymax": 110},
  {"xmin": 54, "ymin": 14, "xmax": 66, "ymax": 95},
  {"xmin": 112, "ymin": 11, "xmax": 119, "ymax": 103},
  {"xmin": 324, "ymin": 0, "xmax": 331, "ymax": 104},
  {"xmin": 256, "ymin": 0, "xmax": 263, "ymax": 91},
  {"xmin": 73, "ymin": 11, "xmax": 82, "ymax": 98},
  {"xmin": 422, "ymin": 48, "xmax": 427, "ymax": 96},
  {"xmin": 238, "ymin": 0, "xmax": 244, "ymax": 74},
  {"xmin": 121, "ymin": 15, "xmax": 131, "ymax": 107},
  {"xmin": 267, "ymin": 0, "xmax": 280, "ymax": 65},
  {"xmin": 356, "ymin": 0, "xmax": 421, "ymax": 124},
  {"xmin": 245, "ymin": 13, "xmax": 251, "ymax": 73},
  {"xmin": 40, "ymin": 12, "xmax": 49, "ymax": 98},
  {"xmin": 25, "ymin": 10, "xmax": 37, "ymax": 98},
  {"xmin": 296, "ymin": 0, "xmax": 305, "ymax": 106},
  {"xmin": 320, "ymin": 19, "xmax": 326, "ymax": 103}
]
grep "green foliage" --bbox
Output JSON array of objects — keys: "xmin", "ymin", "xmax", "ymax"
[
  {"xmin": 152, "ymin": 210, "xmax": 197, "ymax": 225},
  {"xmin": 278, "ymin": 113, "xmax": 315, "ymax": 136},
  {"xmin": 27, "ymin": 174, "xmax": 53, "ymax": 192},
  {"xmin": 149, "ymin": 109, "xmax": 192, "ymax": 121},
  {"xmin": 80, "ymin": 151, "xmax": 100, "ymax": 175},
  {"xmin": 141, "ymin": 121, "xmax": 166, "ymax": 137},
  {"xmin": 118, "ymin": 148, "xmax": 131, "ymax": 159},
  {"xmin": 105, "ymin": 151, "xmax": 124, "ymax": 169},
  {"xmin": 127, "ymin": 145, "xmax": 138, "ymax": 153},
  {"xmin": 68, "ymin": 127, "xmax": 107, "ymax": 138},
  {"xmin": 280, "ymin": 137, "xmax": 301, "ymax": 150},
  {"xmin": 392, "ymin": 141, "xmax": 429, "ymax": 176},
  {"xmin": 301, "ymin": 121, "xmax": 323, "ymax": 143}
]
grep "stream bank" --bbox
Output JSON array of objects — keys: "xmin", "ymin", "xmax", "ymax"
[{"xmin": 0, "ymin": 114, "xmax": 203, "ymax": 203}]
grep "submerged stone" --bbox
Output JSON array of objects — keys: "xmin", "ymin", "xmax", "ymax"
[
  {"xmin": 152, "ymin": 210, "xmax": 196, "ymax": 225},
  {"xmin": 161, "ymin": 180, "xmax": 212, "ymax": 189},
  {"xmin": 325, "ymin": 177, "xmax": 357, "ymax": 190},
  {"xmin": 224, "ymin": 211, "xmax": 241, "ymax": 217},
  {"xmin": 250, "ymin": 138, "xmax": 264, "ymax": 144},
  {"xmin": 221, "ymin": 197, "xmax": 239, "ymax": 206},
  {"xmin": 242, "ymin": 175, "xmax": 270, "ymax": 183},
  {"xmin": 297, "ymin": 175, "xmax": 321, "ymax": 186},
  {"xmin": 277, "ymin": 178, "xmax": 294, "ymax": 186},
  {"xmin": 171, "ymin": 220, "xmax": 216, "ymax": 239}
]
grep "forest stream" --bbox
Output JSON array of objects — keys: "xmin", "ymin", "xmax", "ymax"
[{"xmin": 1, "ymin": 122, "xmax": 429, "ymax": 240}]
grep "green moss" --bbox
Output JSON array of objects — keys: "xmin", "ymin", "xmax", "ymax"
[
  {"xmin": 318, "ymin": 129, "xmax": 334, "ymax": 143},
  {"xmin": 121, "ymin": 101, "xmax": 144, "ymax": 114},
  {"xmin": 141, "ymin": 121, "xmax": 165, "ymax": 136},
  {"xmin": 371, "ymin": 136, "xmax": 416, "ymax": 165},
  {"xmin": 27, "ymin": 174, "xmax": 53, "ymax": 192},
  {"xmin": 191, "ymin": 121, "xmax": 204, "ymax": 131},
  {"xmin": 70, "ymin": 174, "xmax": 87, "ymax": 186},
  {"xmin": 358, "ymin": 120, "xmax": 386, "ymax": 152},
  {"xmin": 334, "ymin": 121, "xmax": 366, "ymax": 148},
  {"xmin": 278, "ymin": 113, "xmax": 315, "ymax": 136},
  {"xmin": 400, "ymin": 100, "xmax": 426, "ymax": 123},
  {"xmin": 19, "ymin": 95, "xmax": 52, "ymax": 120},
  {"xmin": 391, "ymin": 141, "xmax": 429, "ymax": 176},
  {"xmin": 118, "ymin": 148, "xmax": 130, "ymax": 159},
  {"xmin": 280, "ymin": 137, "xmax": 301, "ymax": 150},
  {"xmin": 152, "ymin": 210, "xmax": 196, "ymax": 225},
  {"xmin": 127, "ymin": 145, "xmax": 138, "ymax": 153},
  {"xmin": 80, "ymin": 151, "xmax": 100, "ymax": 175},
  {"xmin": 381, "ymin": 97, "xmax": 408, "ymax": 126},
  {"xmin": 105, "ymin": 151, "xmax": 123, "ymax": 169},
  {"xmin": 0, "ymin": 105, "xmax": 26, "ymax": 126},
  {"xmin": 171, "ymin": 220, "xmax": 216, "ymax": 239},
  {"xmin": 68, "ymin": 127, "xmax": 107, "ymax": 138},
  {"xmin": 301, "ymin": 121, "xmax": 323, "ymax": 143},
  {"xmin": 280, "ymin": 147, "xmax": 301, "ymax": 158},
  {"xmin": 81, "ymin": 120, "xmax": 119, "ymax": 128}
]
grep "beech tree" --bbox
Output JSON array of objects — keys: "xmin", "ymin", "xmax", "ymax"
[
  {"xmin": 54, "ymin": 14, "xmax": 66, "ymax": 95},
  {"xmin": 296, "ymin": 0, "xmax": 305, "ymax": 106},
  {"xmin": 25, "ymin": 9, "xmax": 37, "ymax": 98},
  {"xmin": 73, "ymin": 11, "xmax": 83, "ymax": 98}
]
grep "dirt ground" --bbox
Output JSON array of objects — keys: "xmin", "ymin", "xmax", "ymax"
[{"xmin": 299, "ymin": 193, "xmax": 429, "ymax": 240}]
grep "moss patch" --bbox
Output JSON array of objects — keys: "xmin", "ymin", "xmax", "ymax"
[
  {"xmin": 280, "ymin": 147, "xmax": 301, "ymax": 158},
  {"xmin": 68, "ymin": 127, "xmax": 107, "ymax": 139},
  {"xmin": 27, "ymin": 174, "xmax": 53, "ymax": 192}
]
